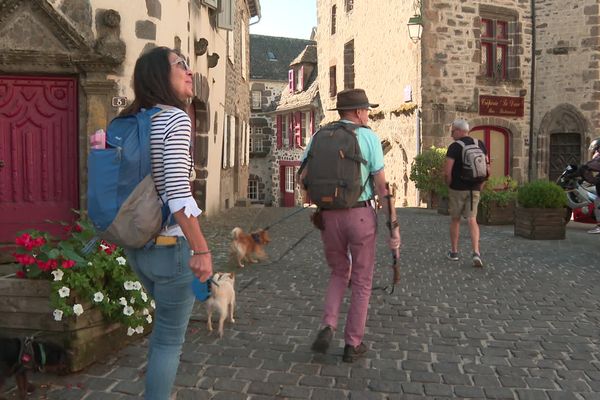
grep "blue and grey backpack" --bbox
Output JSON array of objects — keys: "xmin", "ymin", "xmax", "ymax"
[{"xmin": 87, "ymin": 107, "xmax": 169, "ymax": 249}]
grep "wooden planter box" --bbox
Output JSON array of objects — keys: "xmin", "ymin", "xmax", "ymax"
[
  {"xmin": 514, "ymin": 207, "xmax": 566, "ymax": 240},
  {"xmin": 477, "ymin": 200, "xmax": 515, "ymax": 225},
  {"xmin": 0, "ymin": 275, "xmax": 146, "ymax": 372}
]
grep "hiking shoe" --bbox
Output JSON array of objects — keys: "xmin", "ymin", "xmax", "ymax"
[
  {"xmin": 342, "ymin": 343, "xmax": 367, "ymax": 363},
  {"xmin": 446, "ymin": 251, "xmax": 459, "ymax": 261},
  {"xmin": 311, "ymin": 326, "xmax": 333, "ymax": 354},
  {"xmin": 587, "ymin": 226, "xmax": 600, "ymax": 234},
  {"xmin": 472, "ymin": 253, "xmax": 483, "ymax": 268}
]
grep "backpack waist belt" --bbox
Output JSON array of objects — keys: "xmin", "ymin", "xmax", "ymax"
[{"xmin": 321, "ymin": 200, "xmax": 372, "ymax": 211}]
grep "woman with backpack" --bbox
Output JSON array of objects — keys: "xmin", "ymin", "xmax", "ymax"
[{"xmin": 120, "ymin": 47, "xmax": 212, "ymax": 400}]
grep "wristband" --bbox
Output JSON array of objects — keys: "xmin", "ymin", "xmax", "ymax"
[{"xmin": 190, "ymin": 250, "xmax": 210, "ymax": 256}]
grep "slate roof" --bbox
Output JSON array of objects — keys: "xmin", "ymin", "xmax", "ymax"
[
  {"xmin": 290, "ymin": 45, "xmax": 317, "ymax": 66},
  {"xmin": 250, "ymin": 35, "xmax": 315, "ymax": 81}
]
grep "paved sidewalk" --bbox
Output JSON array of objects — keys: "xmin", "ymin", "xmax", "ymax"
[{"xmin": 3, "ymin": 207, "xmax": 600, "ymax": 400}]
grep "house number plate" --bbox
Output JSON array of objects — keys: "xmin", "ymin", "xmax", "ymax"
[{"xmin": 111, "ymin": 96, "xmax": 128, "ymax": 107}]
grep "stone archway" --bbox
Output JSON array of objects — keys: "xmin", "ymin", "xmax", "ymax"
[{"xmin": 538, "ymin": 104, "xmax": 590, "ymax": 180}]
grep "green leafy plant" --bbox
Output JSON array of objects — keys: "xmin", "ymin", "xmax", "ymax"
[
  {"xmin": 480, "ymin": 176, "xmax": 518, "ymax": 208},
  {"xmin": 12, "ymin": 218, "xmax": 153, "ymax": 336},
  {"xmin": 517, "ymin": 179, "xmax": 566, "ymax": 209},
  {"xmin": 409, "ymin": 146, "xmax": 447, "ymax": 196}
]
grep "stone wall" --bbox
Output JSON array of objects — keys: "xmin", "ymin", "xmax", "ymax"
[
  {"xmin": 533, "ymin": 0, "xmax": 600, "ymax": 178},
  {"xmin": 249, "ymin": 79, "xmax": 287, "ymax": 205}
]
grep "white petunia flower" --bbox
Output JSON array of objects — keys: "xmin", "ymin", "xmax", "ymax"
[
  {"xmin": 150, "ymin": 300, "xmax": 156, "ymax": 309},
  {"xmin": 146, "ymin": 315, "xmax": 153, "ymax": 324},
  {"xmin": 140, "ymin": 292, "xmax": 148, "ymax": 302},
  {"xmin": 51, "ymin": 269, "xmax": 64, "ymax": 281},
  {"xmin": 73, "ymin": 304, "xmax": 84, "ymax": 316},
  {"xmin": 93, "ymin": 292, "xmax": 104, "ymax": 303},
  {"xmin": 129, "ymin": 297, "xmax": 135, "ymax": 304},
  {"xmin": 142, "ymin": 308, "xmax": 149, "ymax": 315},
  {"xmin": 53, "ymin": 309, "xmax": 63, "ymax": 321},
  {"xmin": 135, "ymin": 325, "xmax": 144, "ymax": 334},
  {"xmin": 87, "ymin": 262, "xmax": 93, "ymax": 266},
  {"xmin": 116, "ymin": 256, "xmax": 127, "ymax": 265},
  {"xmin": 119, "ymin": 297, "xmax": 127, "ymax": 306},
  {"xmin": 123, "ymin": 306, "xmax": 134, "ymax": 316},
  {"xmin": 124, "ymin": 281, "xmax": 134, "ymax": 290},
  {"xmin": 127, "ymin": 327, "xmax": 135, "ymax": 336},
  {"xmin": 132, "ymin": 281, "xmax": 142, "ymax": 291},
  {"xmin": 58, "ymin": 286, "xmax": 70, "ymax": 298},
  {"xmin": 100, "ymin": 244, "xmax": 108, "ymax": 250}
]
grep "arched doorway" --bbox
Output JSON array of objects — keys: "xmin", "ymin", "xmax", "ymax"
[
  {"xmin": 549, "ymin": 133, "xmax": 581, "ymax": 181},
  {"xmin": 469, "ymin": 126, "xmax": 510, "ymax": 178}
]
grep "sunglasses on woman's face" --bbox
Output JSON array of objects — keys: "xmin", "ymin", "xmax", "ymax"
[{"xmin": 171, "ymin": 57, "xmax": 191, "ymax": 72}]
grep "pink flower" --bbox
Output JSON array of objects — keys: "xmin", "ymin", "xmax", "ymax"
[
  {"xmin": 32, "ymin": 237, "xmax": 46, "ymax": 248},
  {"xmin": 15, "ymin": 233, "xmax": 35, "ymax": 251},
  {"xmin": 15, "ymin": 270, "xmax": 26, "ymax": 279},
  {"xmin": 73, "ymin": 224, "xmax": 83, "ymax": 233},
  {"xmin": 14, "ymin": 253, "xmax": 36, "ymax": 266},
  {"xmin": 61, "ymin": 260, "xmax": 76, "ymax": 269}
]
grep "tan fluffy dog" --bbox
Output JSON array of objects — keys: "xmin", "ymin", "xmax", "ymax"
[
  {"xmin": 206, "ymin": 272, "xmax": 236, "ymax": 338},
  {"xmin": 230, "ymin": 227, "xmax": 271, "ymax": 268}
]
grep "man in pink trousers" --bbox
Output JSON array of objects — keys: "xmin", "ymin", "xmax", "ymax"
[{"xmin": 300, "ymin": 88, "xmax": 401, "ymax": 362}]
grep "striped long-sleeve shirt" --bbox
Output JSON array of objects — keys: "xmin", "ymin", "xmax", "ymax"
[{"xmin": 150, "ymin": 107, "xmax": 201, "ymax": 228}]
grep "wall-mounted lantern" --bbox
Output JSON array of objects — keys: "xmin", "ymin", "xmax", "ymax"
[{"xmin": 407, "ymin": 0, "xmax": 423, "ymax": 42}]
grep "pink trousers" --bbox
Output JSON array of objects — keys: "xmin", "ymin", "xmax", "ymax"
[{"xmin": 319, "ymin": 206, "xmax": 377, "ymax": 346}]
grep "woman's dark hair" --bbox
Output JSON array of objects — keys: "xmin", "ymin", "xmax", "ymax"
[{"xmin": 120, "ymin": 46, "xmax": 187, "ymax": 115}]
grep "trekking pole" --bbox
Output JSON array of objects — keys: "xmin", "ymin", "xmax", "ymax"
[{"xmin": 384, "ymin": 182, "xmax": 400, "ymax": 294}]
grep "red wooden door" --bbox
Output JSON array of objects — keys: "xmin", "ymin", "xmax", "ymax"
[{"xmin": 0, "ymin": 76, "xmax": 79, "ymax": 242}]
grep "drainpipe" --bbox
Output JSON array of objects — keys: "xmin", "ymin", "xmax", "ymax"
[
  {"xmin": 527, "ymin": 0, "xmax": 536, "ymax": 182},
  {"xmin": 415, "ymin": 108, "xmax": 422, "ymax": 205}
]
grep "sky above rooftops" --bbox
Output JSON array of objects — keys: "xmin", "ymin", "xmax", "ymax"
[{"xmin": 250, "ymin": 0, "xmax": 317, "ymax": 40}]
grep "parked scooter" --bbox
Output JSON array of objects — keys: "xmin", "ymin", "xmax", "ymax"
[{"xmin": 556, "ymin": 164, "xmax": 598, "ymax": 223}]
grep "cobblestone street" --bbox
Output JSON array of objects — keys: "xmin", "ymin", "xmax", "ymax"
[{"xmin": 4, "ymin": 207, "xmax": 600, "ymax": 400}]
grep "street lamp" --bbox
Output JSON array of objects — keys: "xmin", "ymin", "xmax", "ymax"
[
  {"xmin": 407, "ymin": 14, "xmax": 423, "ymax": 42},
  {"xmin": 407, "ymin": 0, "xmax": 423, "ymax": 42}
]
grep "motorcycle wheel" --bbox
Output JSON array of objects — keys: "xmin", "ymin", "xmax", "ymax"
[{"xmin": 564, "ymin": 207, "xmax": 573, "ymax": 225}]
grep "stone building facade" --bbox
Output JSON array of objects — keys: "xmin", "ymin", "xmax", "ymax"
[
  {"xmin": 0, "ymin": 0, "xmax": 258, "ymax": 243},
  {"xmin": 248, "ymin": 35, "xmax": 315, "ymax": 205},
  {"xmin": 316, "ymin": 0, "xmax": 600, "ymax": 206}
]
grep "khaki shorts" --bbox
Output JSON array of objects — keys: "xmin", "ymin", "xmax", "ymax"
[{"xmin": 448, "ymin": 188, "xmax": 480, "ymax": 219}]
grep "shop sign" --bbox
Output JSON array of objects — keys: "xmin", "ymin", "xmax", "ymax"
[{"xmin": 479, "ymin": 95, "xmax": 524, "ymax": 117}]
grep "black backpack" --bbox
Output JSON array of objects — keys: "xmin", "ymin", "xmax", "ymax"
[{"xmin": 299, "ymin": 122, "xmax": 367, "ymax": 209}]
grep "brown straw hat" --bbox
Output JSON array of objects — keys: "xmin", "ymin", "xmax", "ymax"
[{"xmin": 328, "ymin": 88, "xmax": 379, "ymax": 111}]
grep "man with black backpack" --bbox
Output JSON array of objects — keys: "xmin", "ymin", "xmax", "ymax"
[
  {"xmin": 444, "ymin": 118, "xmax": 489, "ymax": 268},
  {"xmin": 299, "ymin": 88, "xmax": 401, "ymax": 363}
]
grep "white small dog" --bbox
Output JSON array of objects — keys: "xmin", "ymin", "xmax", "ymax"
[{"xmin": 206, "ymin": 272, "xmax": 236, "ymax": 338}]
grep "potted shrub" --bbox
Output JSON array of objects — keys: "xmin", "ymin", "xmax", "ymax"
[
  {"xmin": 477, "ymin": 176, "xmax": 518, "ymax": 225},
  {"xmin": 514, "ymin": 179, "xmax": 567, "ymax": 240},
  {"xmin": 0, "ymin": 217, "xmax": 154, "ymax": 371},
  {"xmin": 409, "ymin": 146, "xmax": 447, "ymax": 209}
]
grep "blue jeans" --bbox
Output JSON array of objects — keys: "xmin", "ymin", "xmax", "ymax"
[{"xmin": 125, "ymin": 237, "xmax": 195, "ymax": 400}]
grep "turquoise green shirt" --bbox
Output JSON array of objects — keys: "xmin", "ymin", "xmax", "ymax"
[{"xmin": 302, "ymin": 120, "xmax": 384, "ymax": 201}]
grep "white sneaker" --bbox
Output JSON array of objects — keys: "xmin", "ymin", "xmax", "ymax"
[
  {"xmin": 588, "ymin": 226, "xmax": 600, "ymax": 234},
  {"xmin": 472, "ymin": 253, "xmax": 483, "ymax": 268}
]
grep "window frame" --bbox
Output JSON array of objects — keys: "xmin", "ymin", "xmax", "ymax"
[
  {"xmin": 331, "ymin": 4, "xmax": 337, "ymax": 35},
  {"xmin": 248, "ymin": 178, "xmax": 258, "ymax": 200},
  {"xmin": 251, "ymin": 90, "xmax": 261, "ymax": 110},
  {"xmin": 329, "ymin": 65, "xmax": 337, "ymax": 98},
  {"xmin": 480, "ymin": 16, "xmax": 511, "ymax": 80}
]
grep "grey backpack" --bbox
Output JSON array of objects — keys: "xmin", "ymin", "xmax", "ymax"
[
  {"xmin": 299, "ymin": 122, "xmax": 367, "ymax": 209},
  {"xmin": 456, "ymin": 138, "xmax": 487, "ymax": 183}
]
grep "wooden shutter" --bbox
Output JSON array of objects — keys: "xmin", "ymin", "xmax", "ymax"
[
  {"xmin": 276, "ymin": 115, "xmax": 282, "ymax": 148},
  {"xmin": 288, "ymin": 113, "xmax": 294, "ymax": 147},
  {"xmin": 310, "ymin": 110, "xmax": 315, "ymax": 135},
  {"xmin": 299, "ymin": 66, "xmax": 305, "ymax": 91},
  {"xmin": 288, "ymin": 69, "xmax": 294, "ymax": 93},
  {"xmin": 218, "ymin": 0, "xmax": 234, "ymax": 30}
]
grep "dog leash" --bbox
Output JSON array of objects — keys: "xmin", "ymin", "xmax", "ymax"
[{"xmin": 261, "ymin": 204, "xmax": 312, "ymax": 231}]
